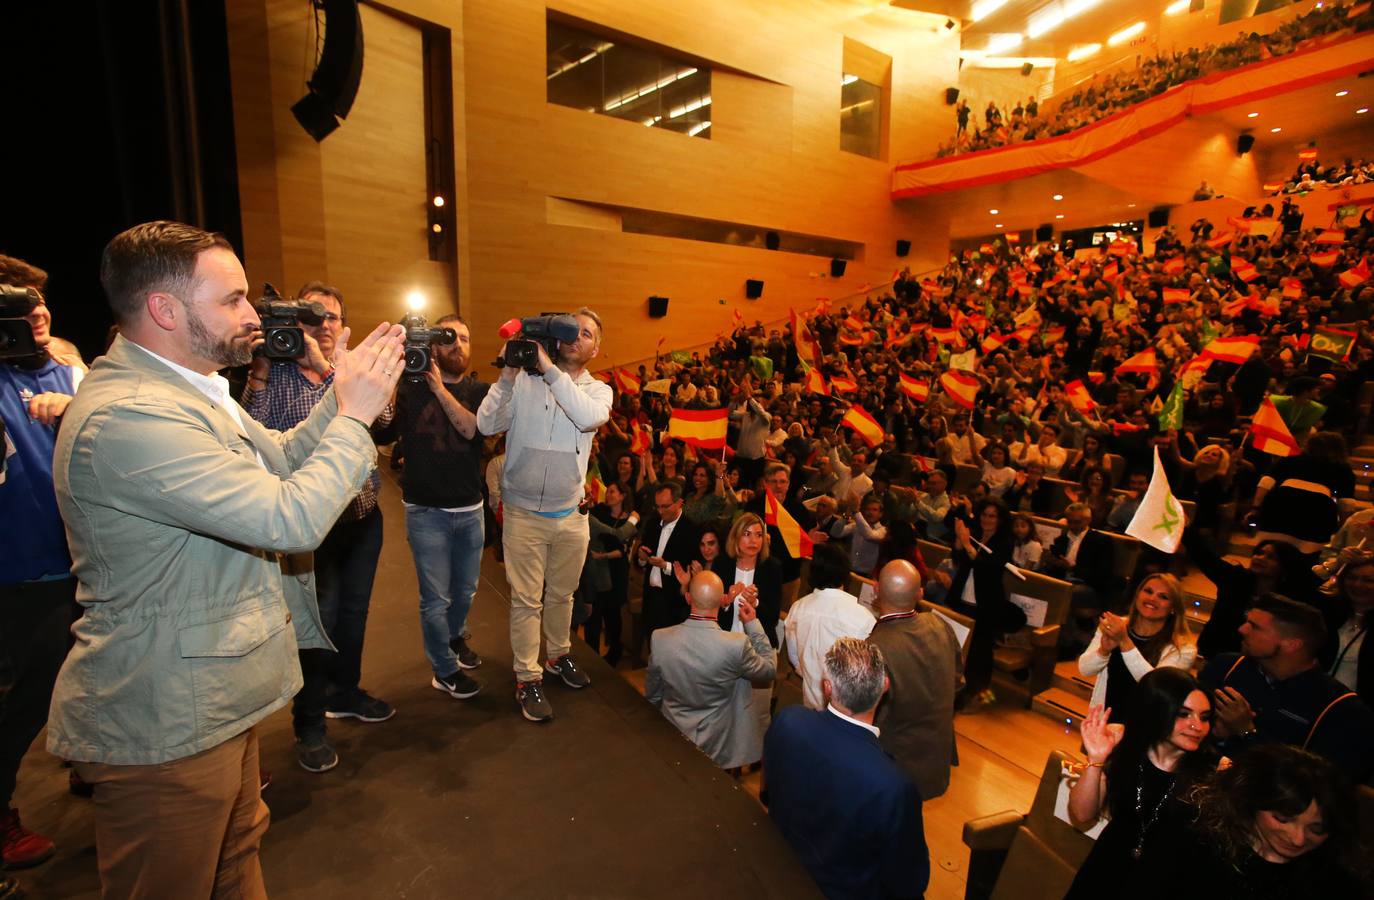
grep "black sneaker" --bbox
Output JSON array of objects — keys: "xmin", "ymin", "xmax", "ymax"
[
  {"xmin": 432, "ymin": 670, "xmax": 481, "ymax": 700},
  {"xmin": 326, "ymin": 689, "xmax": 396, "ymax": 723},
  {"xmin": 296, "ymin": 738, "xmax": 339, "ymax": 774},
  {"xmin": 450, "ymin": 635, "xmax": 482, "ymax": 670},
  {"xmin": 516, "ymin": 681, "xmax": 553, "ymax": 722},
  {"xmin": 544, "ymin": 655, "xmax": 590, "ymax": 689}
]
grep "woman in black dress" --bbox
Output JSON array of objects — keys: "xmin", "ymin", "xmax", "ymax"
[
  {"xmin": 586, "ymin": 482, "xmax": 638, "ymax": 666},
  {"xmin": 948, "ymin": 498, "xmax": 1022, "ymax": 709},
  {"xmin": 1064, "ymin": 668, "xmax": 1217, "ymax": 900}
]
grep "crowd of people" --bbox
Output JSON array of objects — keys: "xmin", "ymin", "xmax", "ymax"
[
  {"xmin": 1269, "ymin": 156, "xmax": 1374, "ymax": 195},
  {"xmin": 935, "ymin": 2, "xmax": 1360, "ymax": 159}
]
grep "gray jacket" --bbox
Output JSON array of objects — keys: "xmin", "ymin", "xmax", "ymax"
[
  {"xmin": 476, "ymin": 367, "xmax": 611, "ymax": 512},
  {"xmin": 646, "ymin": 618, "xmax": 776, "ymax": 768},
  {"xmin": 48, "ymin": 335, "xmax": 376, "ymax": 765}
]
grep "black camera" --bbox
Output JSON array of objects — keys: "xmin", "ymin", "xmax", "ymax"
[
  {"xmin": 252, "ymin": 283, "xmax": 326, "ymax": 361},
  {"xmin": 400, "ymin": 312, "xmax": 457, "ymax": 381},
  {"xmin": 495, "ymin": 314, "xmax": 581, "ymax": 374},
  {"xmin": 0, "ymin": 284, "xmax": 41, "ymax": 361}
]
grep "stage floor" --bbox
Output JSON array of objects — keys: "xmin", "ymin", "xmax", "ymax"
[{"xmin": 12, "ymin": 467, "xmax": 1077, "ymax": 899}]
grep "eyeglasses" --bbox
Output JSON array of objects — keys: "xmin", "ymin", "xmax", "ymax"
[{"xmin": 319, "ymin": 312, "xmax": 343, "ymax": 323}]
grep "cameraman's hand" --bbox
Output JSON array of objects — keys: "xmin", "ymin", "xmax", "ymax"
[
  {"xmin": 302, "ymin": 333, "xmax": 331, "ymax": 377},
  {"xmin": 425, "ymin": 358, "xmax": 446, "ymax": 395},
  {"xmin": 496, "ymin": 342, "xmax": 519, "ymax": 383},
  {"xmin": 535, "ymin": 342, "xmax": 555, "ymax": 375},
  {"xmin": 28, "ymin": 392, "xmax": 72, "ymax": 426},
  {"xmin": 247, "ymin": 336, "xmax": 270, "ymax": 383},
  {"xmin": 333, "ymin": 323, "xmax": 405, "ymax": 424}
]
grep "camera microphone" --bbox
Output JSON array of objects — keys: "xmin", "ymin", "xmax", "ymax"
[{"xmin": 498, "ymin": 318, "xmax": 523, "ymax": 339}]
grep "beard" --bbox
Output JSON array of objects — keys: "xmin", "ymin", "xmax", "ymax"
[
  {"xmin": 436, "ymin": 349, "xmax": 468, "ymax": 377},
  {"xmin": 185, "ymin": 303, "xmax": 254, "ymax": 368}
]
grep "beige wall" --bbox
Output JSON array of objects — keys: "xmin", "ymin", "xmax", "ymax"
[
  {"xmin": 957, "ymin": 63, "xmax": 1058, "ymax": 115},
  {"xmin": 227, "ymin": 0, "xmax": 961, "ymax": 371}
]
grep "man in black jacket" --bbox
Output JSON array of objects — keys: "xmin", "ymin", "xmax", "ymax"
[
  {"xmin": 1042, "ymin": 503, "xmax": 1115, "ymax": 650},
  {"xmin": 637, "ymin": 481, "xmax": 699, "ymax": 645}
]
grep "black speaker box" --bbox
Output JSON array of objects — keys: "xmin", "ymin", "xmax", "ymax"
[
  {"xmin": 765, "ymin": 231, "xmax": 780, "ymax": 250},
  {"xmin": 1237, "ymin": 133, "xmax": 1255, "ymax": 155},
  {"xmin": 1035, "ymin": 223, "xmax": 1053, "ymax": 242},
  {"xmin": 895, "ymin": 239, "xmax": 911, "ymax": 257},
  {"xmin": 648, "ymin": 296, "xmax": 669, "ymax": 318},
  {"xmin": 830, "ymin": 259, "xmax": 847, "ymax": 278},
  {"xmin": 292, "ymin": 0, "xmax": 364, "ymax": 142},
  {"xmin": 745, "ymin": 279, "xmax": 764, "ymax": 299},
  {"xmin": 1147, "ymin": 207, "xmax": 1169, "ymax": 228},
  {"xmin": 1021, "ymin": 62, "xmax": 1034, "ymax": 76},
  {"xmin": 944, "ymin": 87, "xmax": 960, "ymax": 105}
]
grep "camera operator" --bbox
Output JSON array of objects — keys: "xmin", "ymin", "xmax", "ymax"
[
  {"xmin": 476, "ymin": 308, "xmax": 611, "ymax": 723},
  {"xmin": 391, "ymin": 313, "xmax": 489, "ymax": 703},
  {"xmin": 48, "ymin": 221, "xmax": 404, "ymax": 897},
  {"xmin": 240, "ymin": 281, "xmax": 396, "ymax": 775},
  {"xmin": 0, "ymin": 254, "xmax": 82, "ymax": 871}
]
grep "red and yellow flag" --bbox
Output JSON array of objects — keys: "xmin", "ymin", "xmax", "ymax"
[
  {"xmin": 1162, "ymin": 257, "xmax": 1185, "ymax": 275},
  {"xmin": 765, "ymin": 487, "xmax": 813, "ymax": 560},
  {"xmin": 1162, "ymin": 287, "xmax": 1191, "ymax": 304},
  {"xmin": 929, "ymin": 326, "xmax": 961, "ymax": 345},
  {"xmin": 804, "ymin": 366, "xmax": 829, "ymax": 396},
  {"xmin": 1310, "ymin": 250, "xmax": 1340, "ymax": 267},
  {"xmin": 1314, "ymin": 229, "xmax": 1345, "ymax": 244},
  {"xmin": 1065, "ymin": 379, "xmax": 1095, "ymax": 414},
  {"xmin": 612, "ymin": 368, "xmax": 640, "ymax": 395},
  {"xmin": 1230, "ymin": 256, "xmax": 1260, "ymax": 282},
  {"xmin": 898, "ymin": 373, "xmax": 929, "ymax": 402},
  {"xmin": 1101, "ymin": 262, "xmax": 1120, "ymax": 283},
  {"xmin": 1206, "ymin": 231, "xmax": 1235, "ymax": 249},
  {"xmin": 830, "ymin": 374, "xmax": 858, "ymax": 394},
  {"xmin": 843, "ymin": 314, "xmax": 865, "ymax": 332},
  {"xmin": 1250, "ymin": 397, "xmax": 1299, "ymax": 457},
  {"xmin": 1281, "ymin": 277, "xmax": 1304, "ymax": 299},
  {"xmin": 981, "ymin": 333, "xmax": 1006, "ymax": 354},
  {"xmin": 1201, "ymin": 334, "xmax": 1259, "ymax": 364},
  {"xmin": 1298, "ymin": 148, "xmax": 1318, "ymax": 161},
  {"xmin": 1043, "ymin": 325, "xmax": 1066, "ymax": 344},
  {"xmin": 1338, "ymin": 257, "xmax": 1370, "ymax": 288},
  {"xmin": 1116, "ymin": 347, "xmax": 1158, "ymax": 375},
  {"xmin": 790, "ymin": 308, "xmax": 823, "ymax": 369},
  {"xmin": 939, "ymin": 370, "xmax": 979, "ymax": 409},
  {"xmin": 630, "ymin": 422, "xmax": 653, "ymax": 455},
  {"xmin": 666, "ymin": 408, "xmax": 729, "ymax": 450},
  {"xmin": 841, "ymin": 405, "xmax": 886, "ymax": 448}
]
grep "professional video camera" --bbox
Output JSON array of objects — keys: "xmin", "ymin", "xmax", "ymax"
[
  {"xmin": 399, "ymin": 312, "xmax": 457, "ymax": 381},
  {"xmin": 252, "ymin": 283, "xmax": 327, "ymax": 361},
  {"xmin": 0, "ymin": 284, "xmax": 41, "ymax": 361},
  {"xmin": 494, "ymin": 314, "xmax": 580, "ymax": 374}
]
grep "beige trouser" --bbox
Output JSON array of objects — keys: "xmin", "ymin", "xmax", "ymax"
[
  {"xmin": 73, "ymin": 728, "xmax": 269, "ymax": 900},
  {"xmin": 502, "ymin": 504, "xmax": 591, "ymax": 683}
]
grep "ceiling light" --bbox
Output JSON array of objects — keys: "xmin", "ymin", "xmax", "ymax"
[
  {"xmin": 842, "ymin": 74, "xmax": 859, "ymax": 86},
  {"xmin": 668, "ymin": 96, "xmax": 711, "ymax": 119},
  {"xmin": 1359, "ymin": 108, "xmax": 1370, "ymax": 114},
  {"xmin": 1165, "ymin": 0, "xmax": 1190, "ymax": 13},
  {"xmin": 1270, "ymin": 126, "xmax": 1282, "ymax": 133},
  {"xmin": 1128, "ymin": 203, "xmax": 1136, "ymax": 208},
  {"xmin": 1067, "ymin": 43, "xmax": 1101, "ymax": 62},
  {"xmin": 603, "ymin": 67, "xmax": 700, "ymax": 111},
  {"xmin": 985, "ymin": 33, "xmax": 1024, "ymax": 54},
  {"xmin": 687, "ymin": 120, "xmax": 712, "ymax": 137},
  {"xmin": 995, "ymin": 224, "xmax": 1004, "ymax": 228},
  {"xmin": 432, "ymin": 196, "xmax": 445, "ymax": 208},
  {"xmin": 1247, "ymin": 111, "xmax": 1259, "ymax": 118},
  {"xmin": 1055, "ymin": 214, "xmax": 1065, "ymax": 219},
  {"xmin": 1028, "ymin": 9, "xmax": 1066, "ymax": 38},
  {"xmin": 1053, "ymin": 194, "xmax": 1064, "ymax": 200},
  {"xmin": 1336, "ymin": 90, "xmax": 1349, "ymax": 97},
  {"xmin": 990, "ymin": 208, "xmax": 1000, "ymax": 214},
  {"xmin": 971, "ymin": 0, "xmax": 1011, "ymax": 21},
  {"xmin": 1107, "ymin": 22, "xmax": 1145, "ymax": 46}
]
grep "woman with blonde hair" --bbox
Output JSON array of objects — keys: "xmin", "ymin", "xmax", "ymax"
[
  {"xmin": 1078, "ymin": 573, "xmax": 1196, "ymax": 724},
  {"xmin": 1168, "ymin": 431, "xmax": 1232, "ymax": 535}
]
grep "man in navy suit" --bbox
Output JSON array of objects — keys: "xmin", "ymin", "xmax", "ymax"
[{"xmin": 763, "ymin": 638, "xmax": 928, "ymax": 900}]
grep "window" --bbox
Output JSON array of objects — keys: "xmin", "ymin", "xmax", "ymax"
[
  {"xmin": 841, "ymin": 74, "xmax": 882, "ymax": 159},
  {"xmin": 546, "ymin": 19, "xmax": 712, "ymax": 139}
]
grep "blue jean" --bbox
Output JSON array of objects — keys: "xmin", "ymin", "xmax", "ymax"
[{"xmin": 405, "ymin": 504, "xmax": 484, "ymax": 679}]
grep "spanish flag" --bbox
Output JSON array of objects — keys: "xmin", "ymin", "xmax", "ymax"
[
  {"xmin": 1116, "ymin": 347, "xmax": 1158, "ymax": 375},
  {"xmin": 1338, "ymin": 257, "xmax": 1370, "ymax": 288},
  {"xmin": 1315, "ymin": 229, "xmax": 1345, "ymax": 245},
  {"xmin": 1163, "ymin": 287, "xmax": 1191, "ymax": 304},
  {"xmin": 1310, "ymin": 250, "xmax": 1340, "ymax": 267},
  {"xmin": 1250, "ymin": 397, "xmax": 1299, "ymax": 457},
  {"xmin": 765, "ymin": 487, "xmax": 812, "ymax": 560},
  {"xmin": 804, "ymin": 366, "xmax": 830, "ymax": 396},
  {"xmin": 1162, "ymin": 257, "xmax": 1185, "ymax": 275},
  {"xmin": 830, "ymin": 374, "xmax": 858, "ymax": 394},
  {"xmin": 1230, "ymin": 257, "xmax": 1259, "ymax": 282},
  {"xmin": 585, "ymin": 458, "xmax": 607, "ymax": 503},
  {"xmin": 1206, "ymin": 231, "xmax": 1234, "ymax": 249},
  {"xmin": 790, "ymin": 308, "xmax": 822, "ymax": 368},
  {"xmin": 1065, "ymin": 379, "xmax": 1095, "ymax": 414},
  {"xmin": 939, "ymin": 370, "xmax": 979, "ymax": 410},
  {"xmin": 1281, "ymin": 277, "xmax": 1304, "ymax": 299},
  {"xmin": 929, "ymin": 326, "xmax": 961, "ymax": 345},
  {"xmin": 612, "ymin": 368, "xmax": 640, "ymax": 395},
  {"xmin": 1298, "ymin": 148, "xmax": 1318, "ymax": 161},
  {"xmin": 898, "ymin": 373, "xmax": 929, "ymax": 402},
  {"xmin": 1043, "ymin": 325, "xmax": 1066, "ymax": 344},
  {"xmin": 1201, "ymin": 334, "xmax": 1259, "ymax": 364},
  {"xmin": 1101, "ymin": 262, "xmax": 1119, "ymax": 283},
  {"xmin": 630, "ymin": 422, "xmax": 653, "ymax": 455},
  {"xmin": 839, "ymin": 333, "xmax": 867, "ymax": 347},
  {"xmin": 844, "ymin": 315, "xmax": 865, "ymax": 332},
  {"xmin": 841, "ymin": 405, "xmax": 886, "ymax": 448},
  {"xmin": 666, "ymin": 408, "xmax": 728, "ymax": 450},
  {"xmin": 981, "ymin": 333, "xmax": 1006, "ymax": 354}
]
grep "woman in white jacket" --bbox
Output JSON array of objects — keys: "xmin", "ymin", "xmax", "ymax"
[{"xmin": 1078, "ymin": 573, "xmax": 1196, "ymax": 723}]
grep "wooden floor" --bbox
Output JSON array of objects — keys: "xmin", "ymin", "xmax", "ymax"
[{"xmin": 11, "ymin": 466, "xmax": 1079, "ymax": 900}]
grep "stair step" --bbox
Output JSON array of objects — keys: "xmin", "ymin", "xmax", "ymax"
[
  {"xmin": 1032, "ymin": 686, "xmax": 1089, "ymax": 728},
  {"xmin": 1052, "ymin": 660, "xmax": 1095, "ymax": 701}
]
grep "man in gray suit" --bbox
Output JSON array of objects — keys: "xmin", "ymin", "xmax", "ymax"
[
  {"xmin": 868, "ymin": 560, "xmax": 964, "ymax": 800},
  {"xmin": 646, "ymin": 571, "xmax": 776, "ymax": 769}
]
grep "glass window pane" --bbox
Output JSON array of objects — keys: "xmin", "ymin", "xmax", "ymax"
[{"xmin": 840, "ymin": 75, "xmax": 881, "ymax": 159}]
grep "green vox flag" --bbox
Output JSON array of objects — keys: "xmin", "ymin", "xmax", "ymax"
[
  {"xmin": 1308, "ymin": 326, "xmax": 1356, "ymax": 362},
  {"xmin": 749, "ymin": 355, "xmax": 774, "ymax": 382},
  {"xmin": 1157, "ymin": 379, "xmax": 1185, "ymax": 432},
  {"xmin": 670, "ymin": 350, "xmax": 694, "ymax": 365}
]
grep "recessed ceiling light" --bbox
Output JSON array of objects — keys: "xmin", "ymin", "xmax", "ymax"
[
  {"xmin": 1270, "ymin": 126, "xmax": 1282, "ymax": 133},
  {"xmin": 1053, "ymin": 194, "xmax": 1064, "ymax": 201},
  {"xmin": 1055, "ymin": 214, "xmax": 1064, "ymax": 219},
  {"xmin": 1247, "ymin": 112, "xmax": 1259, "ymax": 118},
  {"xmin": 995, "ymin": 223, "xmax": 1004, "ymax": 228},
  {"xmin": 1067, "ymin": 43, "xmax": 1102, "ymax": 62},
  {"xmin": 1336, "ymin": 90, "xmax": 1349, "ymax": 97},
  {"xmin": 1107, "ymin": 21, "xmax": 1145, "ymax": 46},
  {"xmin": 1165, "ymin": 0, "xmax": 1189, "ymax": 13},
  {"xmin": 1128, "ymin": 203, "xmax": 1136, "ymax": 208},
  {"xmin": 1359, "ymin": 108, "xmax": 1370, "ymax": 114},
  {"xmin": 989, "ymin": 208, "xmax": 1000, "ymax": 214}
]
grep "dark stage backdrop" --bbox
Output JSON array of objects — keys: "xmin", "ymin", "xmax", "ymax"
[{"xmin": 1, "ymin": 1, "xmax": 243, "ymax": 361}]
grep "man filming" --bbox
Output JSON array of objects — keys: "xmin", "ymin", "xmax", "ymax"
[{"xmin": 476, "ymin": 309, "xmax": 611, "ymax": 722}]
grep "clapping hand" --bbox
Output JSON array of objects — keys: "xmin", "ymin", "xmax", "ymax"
[
  {"xmin": 1080, "ymin": 705, "xmax": 1124, "ymax": 765},
  {"xmin": 1097, "ymin": 611, "xmax": 1128, "ymax": 652},
  {"xmin": 1211, "ymin": 687, "xmax": 1256, "ymax": 738},
  {"xmin": 332, "ymin": 323, "xmax": 405, "ymax": 423},
  {"xmin": 673, "ymin": 560, "xmax": 692, "ymax": 589}
]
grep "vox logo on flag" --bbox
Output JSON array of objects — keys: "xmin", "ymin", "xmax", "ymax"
[
  {"xmin": 1125, "ymin": 448, "xmax": 1186, "ymax": 553},
  {"xmin": 1308, "ymin": 326, "xmax": 1357, "ymax": 362}
]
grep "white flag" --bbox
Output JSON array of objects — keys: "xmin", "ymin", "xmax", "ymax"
[
  {"xmin": 1125, "ymin": 447, "xmax": 1186, "ymax": 554},
  {"xmin": 948, "ymin": 349, "xmax": 978, "ymax": 372},
  {"xmin": 642, "ymin": 378, "xmax": 672, "ymax": 395}
]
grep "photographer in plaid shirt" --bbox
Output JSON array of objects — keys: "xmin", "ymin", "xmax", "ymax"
[{"xmin": 241, "ymin": 282, "xmax": 395, "ymax": 774}]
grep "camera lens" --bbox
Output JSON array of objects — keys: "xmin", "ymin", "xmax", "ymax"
[
  {"xmin": 404, "ymin": 346, "xmax": 428, "ymax": 373},
  {"xmin": 269, "ymin": 328, "xmax": 302, "ymax": 357}
]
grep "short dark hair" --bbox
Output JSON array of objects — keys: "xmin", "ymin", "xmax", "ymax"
[
  {"xmin": 1252, "ymin": 593, "xmax": 1327, "ymax": 656},
  {"xmin": 808, "ymin": 543, "xmax": 851, "ymax": 590},
  {"xmin": 653, "ymin": 480, "xmax": 683, "ymax": 503},
  {"xmin": 436, "ymin": 313, "xmax": 467, "ymax": 328},
  {"xmin": 297, "ymin": 281, "xmax": 346, "ymax": 320},
  {"xmin": 100, "ymin": 221, "xmax": 234, "ymax": 325},
  {"xmin": 0, "ymin": 254, "xmax": 48, "ymax": 291}
]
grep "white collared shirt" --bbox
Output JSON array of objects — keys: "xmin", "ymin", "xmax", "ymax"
[
  {"xmin": 128, "ymin": 340, "xmax": 264, "ymax": 468},
  {"xmin": 785, "ymin": 587, "xmax": 876, "ymax": 710},
  {"xmin": 827, "ymin": 703, "xmax": 880, "ymax": 738},
  {"xmin": 730, "ymin": 565, "xmax": 756, "ymax": 633},
  {"xmin": 649, "ymin": 516, "xmax": 678, "ymax": 588},
  {"xmin": 1064, "ymin": 528, "xmax": 1089, "ymax": 567}
]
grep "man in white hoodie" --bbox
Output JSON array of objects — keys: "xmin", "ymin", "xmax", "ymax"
[{"xmin": 476, "ymin": 309, "xmax": 612, "ymax": 722}]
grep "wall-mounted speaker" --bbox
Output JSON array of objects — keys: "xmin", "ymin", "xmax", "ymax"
[
  {"xmin": 1021, "ymin": 62, "xmax": 1034, "ymax": 76},
  {"xmin": 1035, "ymin": 223, "xmax": 1053, "ymax": 242},
  {"xmin": 765, "ymin": 231, "xmax": 780, "ymax": 250},
  {"xmin": 1147, "ymin": 208, "xmax": 1169, "ymax": 228},
  {"xmin": 944, "ymin": 87, "xmax": 960, "ymax": 105},
  {"xmin": 745, "ymin": 279, "xmax": 764, "ymax": 299},
  {"xmin": 895, "ymin": 239, "xmax": 911, "ymax": 257},
  {"xmin": 291, "ymin": 0, "xmax": 365, "ymax": 142},
  {"xmin": 830, "ymin": 259, "xmax": 847, "ymax": 278},
  {"xmin": 648, "ymin": 296, "xmax": 669, "ymax": 318},
  {"xmin": 1237, "ymin": 133, "xmax": 1255, "ymax": 155}
]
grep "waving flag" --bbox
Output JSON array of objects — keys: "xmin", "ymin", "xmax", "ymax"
[
  {"xmin": 790, "ymin": 308, "xmax": 822, "ymax": 368},
  {"xmin": 929, "ymin": 326, "xmax": 961, "ymax": 345},
  {"xmin": 667, "ymin": 408, "xmax": 729, "ymax": 450},
  {"xmin": 1116, "ymin": 348, "xmax": 1158, "ymax": 375},
  {"xmin": 765, "ymin": 487, "xmax": 813, "ymax": 560},
  {"xmin": 1065, "ymin": 379, "xmax": 1095, "ymax": 414},
  {"xmin": 1310, "ymin": 250, "xmax": 1339, "ymax": 267},
  {"xmin": 898, "ymin": 373, "xmax": 929, "ymax": 402},
  {"xmin": 643, "ymin": 377, "xmax": 671, "ymax": 395},
  {"xmin": 1162, "ymin": 257, "xmax": 1185, "ymax": 275},
  {"xmin": 1163, "ymin": 287, "xmax": 1191, "ymax": 304},
  {"xmin": 612, "ymin": 368, "xmax": 640, "ymax": 395},
  {"xmin": 1315, "ymin": 229, "xmax": 1345, "ymax": 245},
  {"xmin": 1125, "ymin": 448, "xmax": 1186, "ymax": 553},
  {"xmin": 1101, "ymin": 262, "xmax": 1120, "ymax": 283},
  {"xmin": 1338, "ymin": 257, "xmax": 1370, "ymax": 288},
  {"xmin": 1042, "ymin": 325, "xmax": 1066, "ymax": 344},
  {"xmin": 804, "ymin": 366, "xmax": 830, "ymax": 396},
  {"xmin": 1230, "ymin": 256, "xmax": 1259, "ymax": 282},
  {"xmin": 844, "ymin": 314, "xmax": 865, "ymax": 332},
  {"xmin": 939, "ymin": 370, "xmax": 979, "ymax": 409},
  {"xmin": 1201, "ymin": 334, "xmax": 1259, "ymax": 364},
  {"xmin": 830, "ymin": 374, "xmax": 858, "ymax": 394},
  {"xmin": 630, "ymin": 422, "xmax": 653, "ymax": 455},
  {"xmin": 1281, "ymin": 277, "xmax": 1304, "ymax": 299},
  {"xmin": 1157, "ymin": 380, "xmax": 1185, "ymax": 431},
  {"xmin": 1308, "ymin": 326, "xmax": 1357, "ymax": 362},
  {"xmin": 841, "ymin": 405, "xmax": 886, "ymax": 448},
  {"xmin": 1206, "ymin": 231, "xmax": 1235, "ymax": 249},
  {"xmin": 1250, "ymin": 397, "xmax": 1299, "ymax": 457},
  {"xmin": 586, "ymin": 459, "xmax": 607, "ymax": 505},
  {"xmin": 981, "ymin": 333, "xmax": 1006, "ymax": 354}
]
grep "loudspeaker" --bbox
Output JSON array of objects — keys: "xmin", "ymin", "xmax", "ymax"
[
  {"xmin": 1021, "ymin": 62, "xmax": 1034, "ymax": 76},
  {"xmin": 830, "ymin": 258, "xmax": 847, "ymax": 278},
  {"xmin": 765, "ymin": 231, "xmax": 780, "ymax": 251},
  {"xmin": 1237, "ymin": 133, "xmax": 1255, "ymax": 155},
  {"xmin": 745, "ymin": 279, "xmax": 764, "ymax": 299},
  {"xmin": 945, "ymin": 18, "xmax": 956, "ymax": 29},
  {"xmin": 291, "ymin": 0, "xmax": 364, "ymax": 141},
  {"xmin": 944, "ymin": 87, "xmax": 960, "ymax": 105},
  {"xmin": 895, "ymin": 239, "xmax": 911, "ymax": 257},
  {"xmin": 648, "ymin": 296, "xmax": 669, "ymax": 318},
  {"xmin": 1148, "ymin": 207, "xmax": 1169, "ymax": 228},
  {"xmin": 1035, "ymin": 223, "xmax": 1053, "ymax": 242}
]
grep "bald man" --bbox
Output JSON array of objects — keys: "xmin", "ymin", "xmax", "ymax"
[
  {"xmin": 868, "ymin": 560, "xmax": 964, "ymax": 800},
  {"xmin": 645, "ymin": 571, "xmax": 777, "ymax": 769}
]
